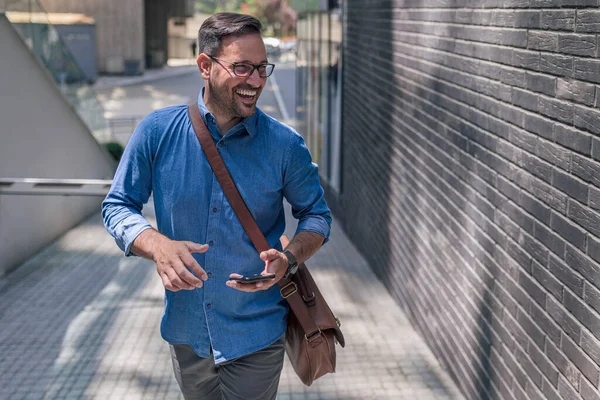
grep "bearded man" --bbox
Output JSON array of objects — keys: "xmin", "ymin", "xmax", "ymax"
[{"xmin": 102, "ymin": 12, "xmax": 331, "ymax": 400}]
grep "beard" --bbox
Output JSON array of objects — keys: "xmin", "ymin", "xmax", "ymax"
[{"xmin": 208, "ymin": 79, "xmax": 258, "ymax": 120}]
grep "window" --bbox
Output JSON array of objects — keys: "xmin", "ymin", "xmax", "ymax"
[{"xmin": 296, "ymin": 1, "xmax": 344, "ymax": 193}]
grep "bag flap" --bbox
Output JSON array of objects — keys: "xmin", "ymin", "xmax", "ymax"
[
  {"xmin": 280, "ymin": 235, "xmax": 345, "ymax": 347},
  {"xmin": 293, "ymin": 264, "xmax": 345, "ymax": 347}
]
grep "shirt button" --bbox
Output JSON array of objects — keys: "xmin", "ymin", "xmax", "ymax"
[
  {"xmin": 209, "ymin": 240, "xmax": 214, "ymax": 246},
  {"xmin": 212, "ymin": 207, "xmax": 218, "ymax": 213},
  {"xmin": 207, "ymin": 272, "xmax": 212, "ymax": 278},
  {"xmin": 206, "ymin": 303, "xmax": 212, "ymax": 309}
]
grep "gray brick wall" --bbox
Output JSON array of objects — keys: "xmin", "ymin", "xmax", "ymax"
[{"xmin": 333, "ymin": 1, "xmax": 600, "ymax": 399}]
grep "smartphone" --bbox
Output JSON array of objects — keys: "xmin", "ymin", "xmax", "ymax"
[{"xmin": 230, "ymin": 274, "xmax": 276, "ymax": 284}]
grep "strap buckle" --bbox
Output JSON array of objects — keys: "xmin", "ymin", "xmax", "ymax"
[
  {"xmin": 280, "ymin": 282, "xmax": 297, "ymax": 299},
  {"xmin": 304, "ymin": 328, "xmax": 322, "ymax": 342},
  {"xmin": 302, "ymin": 292, "xmax": 315, "ymax": 303}
]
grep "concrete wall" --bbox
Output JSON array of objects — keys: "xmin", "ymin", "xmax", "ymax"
[
  {"xmin": 168, "ymin": 13, "xmax": 211, "ymax": 59},
  {"xmin": 0, "ymin": 14, "xmax": 116, "ymax": 278},
  {"xmin": 170, "ymin": 0, "xmax": 194, "ymax": 18},
  {"xmin": 39, "ymin": 0, "xmax": 144, "ymax": 74},
  {"xmin": 335, "ymin": 1, "xmax": 600, "ymax": 400},
  {"xmin": 144, "ymin": 0, "xmax": 169, "ymax": 68}
]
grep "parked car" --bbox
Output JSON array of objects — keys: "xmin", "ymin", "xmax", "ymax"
[
  {"xmin": 263, "ymin": 37, "xmax": 281, "ymax": 57},
  {"xmin": 280, "ymin": 39, "xmax": 296, "ymax": 53}
]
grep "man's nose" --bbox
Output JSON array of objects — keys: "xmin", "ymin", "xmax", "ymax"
[{"xmin": 246, "ymin": 68, "xmax": 264, "ymax": 86}]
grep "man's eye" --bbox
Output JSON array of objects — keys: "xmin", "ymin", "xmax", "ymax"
[{"xmin": 234, "ymin": 64, "xmax": 252, "ymax": 74}]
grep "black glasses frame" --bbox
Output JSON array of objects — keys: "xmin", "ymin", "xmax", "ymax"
[{"xmin": 208, "ymin": 56, "xmax": 275, "ymax": 78}]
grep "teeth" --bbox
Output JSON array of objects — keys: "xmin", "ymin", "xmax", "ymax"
[{"xmin": 236, "ymin": 89, "xmax": 256, "ymax": 97}]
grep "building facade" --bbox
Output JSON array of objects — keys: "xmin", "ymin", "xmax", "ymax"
[
  {"xmin": 39, "ymin": 0, "xmax": 194, "ymax": 74},
  {"xmin": 297, "ymin": 1, "xmax": 600, "ymax": 399},
  {"xmin": 0, "ymin": 13, "xmax": 116, "ymax": 278},
  {"xmin": 40, "ymin": 0, "xmax": 145, "ymax": 74},
  {"xmin": 8, "ymin": 12, "xmax": 98, "ymax": 82},
  {"xmin": 296, "ymin": 0, "xmax": 343, "ymax": 195}
]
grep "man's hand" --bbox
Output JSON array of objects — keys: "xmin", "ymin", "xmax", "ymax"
[
  {"xmin": 226, "ymin": 249, "xmax": 288, "ymax": 292},
  {"xmin": 152, "ymin": 240, "xmax": 210, "ymax": 292},
  {"xmin": 131, "ymin": 229, "xmax": 210, "ymax": 292}
]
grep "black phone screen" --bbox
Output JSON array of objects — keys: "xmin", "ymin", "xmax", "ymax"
[{"xmin": 231, "ymin": 274, "xmax": 276, "ymax": 284}]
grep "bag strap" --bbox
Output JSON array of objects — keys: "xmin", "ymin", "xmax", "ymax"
[{"xmin": 187, "ymin": 104, "xmax": 320, "ymax": 337}]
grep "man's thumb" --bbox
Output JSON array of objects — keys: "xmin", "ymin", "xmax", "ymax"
[{"xmin": 186, "ymin": 241, "xmax": 209, "ymax": 253}]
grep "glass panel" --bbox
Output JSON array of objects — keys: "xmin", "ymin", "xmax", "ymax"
[
  {"xmin": 304, "ymin": 13, "xmax": 315, "ymax": 158},
  {"xmin": 304, "ymin": 14, "xmax": 314, "ymax": 152},
  {"xmin": 295, "ymin": 8, "xmax": 344, "ymax": 189},
  {"xmin": 309, "ymin": 13, "xmax": 320, "ymax": 165},
  {"xmin": 329, "ymin": 5, "xmax": 343, "ymax": 193},
  {"xmin": 295, "ymin": 15, "xmax": 309, "ymax": 141},
  {"xmin": 3, "ymin": 0, "xmax": 110, "ymax": 143},
  {"xmin": 318, "ymin": 12, "xmax": 330, "ymax": 180}
]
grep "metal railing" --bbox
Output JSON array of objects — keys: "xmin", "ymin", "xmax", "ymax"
[
  {"xmin": 107, "ymin": 116, "xmax": 143, "ymax": 145},
  {"xmin": 0, "ymin": 178, "xmax": 112, "ymax": 196}
]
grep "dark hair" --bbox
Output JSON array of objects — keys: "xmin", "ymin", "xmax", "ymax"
[{"xmin": 198, "ymin": 13, "xmax": 262, "ymax": 56}]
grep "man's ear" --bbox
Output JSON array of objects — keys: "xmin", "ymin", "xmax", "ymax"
[{"xmin": 197, "ymin": 54, "xmax": 211, "ymax": 80}]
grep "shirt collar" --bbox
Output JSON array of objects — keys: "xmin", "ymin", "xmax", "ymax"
[{"xmin": 197, "ymin": 89, "xmax": 259, "ymax": 138}]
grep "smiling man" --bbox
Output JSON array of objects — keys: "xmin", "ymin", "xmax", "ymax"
[{"xmin": 101, "ymin": 12, "xmax": 331, "ymax": 400}]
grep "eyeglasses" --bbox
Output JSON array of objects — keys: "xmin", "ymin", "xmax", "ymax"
[{"xmin": 208, "ymin": 56, "xmax": 275, "ymax": 78}]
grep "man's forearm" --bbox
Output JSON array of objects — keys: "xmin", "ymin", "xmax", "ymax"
[
  {"xmin": 283, "ymin": 231, "xmax": 325, "ymax": 265},
  {"xmin": 131, "ymin": 228, "xmax": 170, "ymax": 260}
]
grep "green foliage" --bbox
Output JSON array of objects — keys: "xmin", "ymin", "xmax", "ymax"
[
  {"xmin": 196, "ymin": 0, "xmax": 248, "ymax": 14},
  {"xmin": 104, "ymin": 142, "xmax": 124, "ymax": 162},
  {"xmin": 195, "ymin": 0, "xmax": 297, "ymax": 37},
  {"xmin": 195, "ymin": 0, "xmax": 218, "ymax": 13},
  {"xmin": 288, "ymin": 0, "xmax": 320, "ymax": 12}
]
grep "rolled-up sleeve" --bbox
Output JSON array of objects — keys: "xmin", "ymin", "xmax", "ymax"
[
  {"xmin": 101, "ymin": 113, "xmax": 155, "ymax": 256},
  {"xmin": 282, "ymin": 133, "xmax": 332, "ymax": 243}
]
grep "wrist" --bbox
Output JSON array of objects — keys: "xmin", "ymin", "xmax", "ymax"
[
  {"xmin": 282, "ymin": 249, "xmax": 299, "ymax": 279},
  {"xmin": 134, "ymin": 229, "xmax": 168, "ymax": 261}
]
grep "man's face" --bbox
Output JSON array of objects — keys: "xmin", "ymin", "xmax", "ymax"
[{"xmin": 207, "ymin": 33, "xmax": 268, "ymax": 119}]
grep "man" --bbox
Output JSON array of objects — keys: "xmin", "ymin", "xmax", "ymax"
[
  {"xmin": 191, "ymin": 39, "xmax": 197, "ymax": 58},
  {"xmin": 101, "ymin": 12, "xmax": 331, "ymax": 400}
]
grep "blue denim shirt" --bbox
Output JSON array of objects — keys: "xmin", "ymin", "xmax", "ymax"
[{"xmin": 102, "ymin": 92, "xmax": 331, "ymax": 363}]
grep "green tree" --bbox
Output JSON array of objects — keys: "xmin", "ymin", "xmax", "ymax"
[
  {"xmin": 195, "ymin": 0, "xmax": 297, "ymax": 37},
  {"xmin": 255, "ymin": 0, "xmax": 297, "ymax": 37},
  {"xmin": 195, "ymin": 0, "xmax": 218, "ymax": 14},
  {"xmin": 215, "ymin": 0, "xmax": 244, "ymax": 12},
  {"xmin": 288, "ymin": 0, "xmax": 319, "ymax": 12}
]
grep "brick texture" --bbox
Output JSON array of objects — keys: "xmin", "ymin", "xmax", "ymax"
[{"xmin": 333, "ymin": 1, "xmax": 600, "ymax": 399}]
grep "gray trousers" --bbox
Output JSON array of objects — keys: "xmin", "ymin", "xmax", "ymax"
[{"xmin": 169, "ymin": 335, "xmax": 286, "ymax": 400}]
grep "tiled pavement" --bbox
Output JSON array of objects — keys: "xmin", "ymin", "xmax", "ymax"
[
  {"xmin": 0, "ymin": 201, "xmax": 465, "ymax": 400},
  {"xmin": 1, "ymin": 65, "xmax": 464, "ymax": 399}
]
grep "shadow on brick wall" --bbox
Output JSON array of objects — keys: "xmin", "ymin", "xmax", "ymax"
[{"xmin": 330, "ymin": 3, "xmax": 503, "ymax": 399}]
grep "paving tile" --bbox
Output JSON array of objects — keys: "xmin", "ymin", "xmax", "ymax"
[{"xmin": 0, "ymin": 203, "xmax": 464, "ymax": 400}]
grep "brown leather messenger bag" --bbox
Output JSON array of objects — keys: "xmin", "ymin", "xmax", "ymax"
[{"xmin": 188, "ymin": 104, "xmax": 345, "ymax": 386}]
